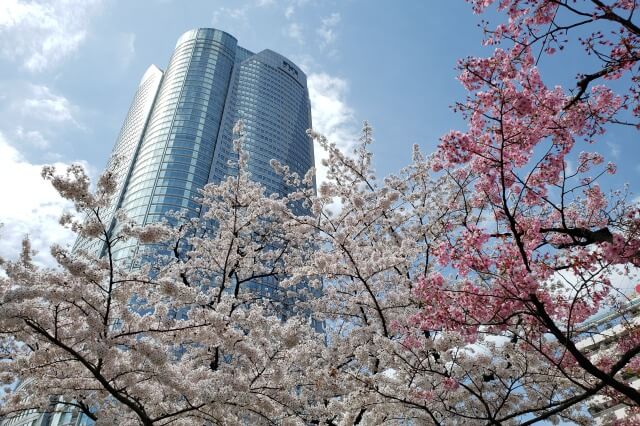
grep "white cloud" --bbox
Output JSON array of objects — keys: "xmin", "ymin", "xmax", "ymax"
[
  {"xmin": 0, "ymin": 133, "xmax": 74, "ymax": 267},
  {"xmin": 284, "ymin": 22, "xmax": 304, "ymax": 44},
  {"xmin": 317, "ymin": 12, "xmax": 340, "ymax": 48},
  {"xmin": 0, "ymin": 0, "xmax": 103, "ymax": 72},
  {"xmin": 0, "ymin": 83, "xmax": 80, "ymax": 156},
  {"xmin": 283, "ymin": 0, "xmax": 309, "ymax": 19},
  {"xmin": 117, "ymin": 32, "xmax": 136, "ymax": 70},
  {"xmin": 307, "ymin": 72, "xmax": 359, "ymax": 184},
  {"xmin": 565, "ymin": 159, "xmax": 575, "ymax": 176},
  {"xmin": 284, "ymin": 5, "xmax": 295, "ymax": 19},
  {"xmin": 15, "ymin": 126, "xmax": 49, "ymax": 149},
  {"xmin": 606, "ymin": 141, "xmax": 621, "ymax": 159},
  {"xmin": 18, "ymin": 84, "xmax": 77, "ymax": 126},
  {"xmin": 212, "ymin": 5, "xmax": 250, "ymax": 27}
]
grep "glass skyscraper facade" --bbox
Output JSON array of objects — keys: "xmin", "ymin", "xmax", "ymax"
[
  {"xmin": 75, "ymin": 28, "xmax": 313, "ymax": 260},
  {"xmin": 17, "ymin": 30, "xmax": 315, "ymax": 425}
]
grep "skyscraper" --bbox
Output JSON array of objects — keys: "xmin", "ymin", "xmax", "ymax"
[
  {"xmin": 75, "ymin": 28, "xmax": 314, "ymax": 260},
  {"xmin": 3, "ymin": 30, "xmax": 315, "ymax": 425}
]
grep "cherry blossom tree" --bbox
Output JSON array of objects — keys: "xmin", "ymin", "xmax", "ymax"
[
  {"xmin": 2, "ymin": 122, "xmax": 590, "ymax": 425},
  {"xmin": 0, "ymin": 119, "xmax": 636, "ymax": 424},
  {"xmin": 2, "ymin": 1, "xmax": 640, "ymax": 425},
  {"xmin": 279, "ymin": 125, "xmax": 596, "ymax": 425},
  {"xmin": 472, "ymin": 0, "xmax": 640, "ymax": 115},
  {"xmin": 0, "ymin": 128, "xmax": 325, "ymax": 425},
  {"xmin": 409, "ymin": 0, "xmax": 640, "ymax": 423}
]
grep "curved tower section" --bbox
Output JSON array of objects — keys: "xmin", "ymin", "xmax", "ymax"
[
  {"xmin": 73, "ymin": 64, "xmax": 163, "ymax": 256},
  {"xmin": 121, "ymin": 29, "xmax": 237, "ymax": 225},
  {"xmin": 114, "ymin": 29, "xmax": 238, "ymax": 259},
  {"xmin": 212, "ymin": 49, "xmax": 314, "ymax": 197},
  {"xmin": 87, "ymin": 28, "xmax": 315, "ymax": 262}
]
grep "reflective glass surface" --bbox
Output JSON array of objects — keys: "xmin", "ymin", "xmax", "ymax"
[{"xmin": 81, "ymin": 28, "xmax": 314, "ymax": 263}]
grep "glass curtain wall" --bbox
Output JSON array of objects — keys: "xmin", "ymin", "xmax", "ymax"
[{"xmin": 114, "ymin": 29, "xmax": 238, "ymax": 261}]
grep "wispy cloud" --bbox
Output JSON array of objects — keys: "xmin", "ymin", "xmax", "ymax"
[
  {"xmin": 606, "ymin": 141, "xmax": 621, "ymax": 159},
  {"xmin": 212, "ymin": 0, "xmax": 274, "ymax": 27},
  {"xmin": 212, "ymin": 5, "xmax": 250, "ymax": 27},
  {"xmin": 307, "ymin": 72, "xmax": 359, "ymax": 184},
  {"xmin": 285, "ymin": 5, "xmax": 295, "ymax": 19},
  {"xmin": 19, "ymin": 84, "xmax": 78, "ymax": 126},
  {"xmin": 0, "ymin": 133, "xmax": 74, "ymax": 267},
  {"xmin": 317, "ymin": 12, "xmax": 340, "ymax": 48},
  {"xmin": 283, "ymin": 0, "xmax": 309, "ymax": 19},
  {"xmin": 117, "ymin": 32, "xmax": 136, "ymax": 70},
  {"xmin": 0, "ymin": 82, "xmax": 81, "ymax": 157},
  {"xmin": 15, "ymin": 126, "xmax": 49, "ymax": 149},
  {"xmin": 281, "ymin": 0, "xmax": 311, "ymax": 45},
  {"xmin": 284, "ymin": 22, "xmax": 304, "ymax": 44},
  {"xmin": 0, "ymin": 0, "xmax": 103, "ymax": 72}
]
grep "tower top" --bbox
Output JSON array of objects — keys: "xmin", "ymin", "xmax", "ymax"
[{"xmin": 175, "ymin": 28, "xmax": 238, "ymax": 48}]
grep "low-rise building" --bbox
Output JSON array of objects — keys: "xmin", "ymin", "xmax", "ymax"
[{"xmin": 577, "ymin": 297, "xmax": 640, "ymax": 424}]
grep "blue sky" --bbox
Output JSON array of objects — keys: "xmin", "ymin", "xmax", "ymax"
[{"xmin": 0, "ymin": 0, "xmax": 638, "ymax": 272}]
